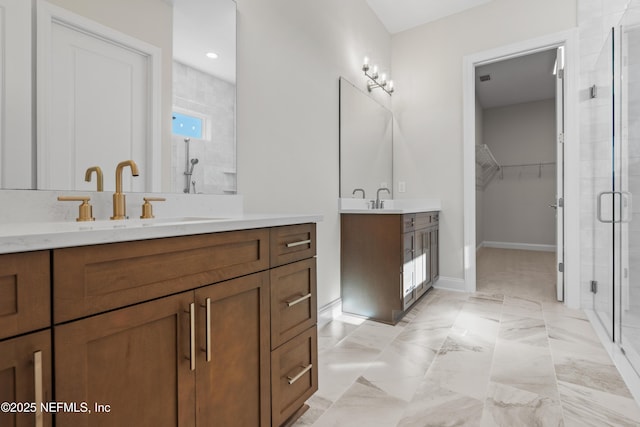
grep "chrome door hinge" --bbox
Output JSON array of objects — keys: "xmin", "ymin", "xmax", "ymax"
[
  {"xmin": 591, "ymin": 280, "xmax": 598, "ymax": 294},
  {"xmin": 558, "ymin": 262, "xmax": 564, "ymax": 273},
  {"xmin": 557, "ymin": 68, "xmax": 564, "ymax": 79},
  {"xmin": 558, "ymin": 198, "xmax": 564, "ymax": 208},
  {"xmin": 558, "ymin": 133, "xmax": 565, "ymax": 144},
  {"xmin": 590, "ymin": 85, "xmax": 597, "ymax": 99}
]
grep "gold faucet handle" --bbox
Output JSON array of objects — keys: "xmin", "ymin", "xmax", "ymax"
[
  {"xmin": 58, "ymin": 196, "xmax": 95, "ymax": 222},
  {"xmin": 140, "ymin": 197, "xmax": 166, "ymax": 219}
]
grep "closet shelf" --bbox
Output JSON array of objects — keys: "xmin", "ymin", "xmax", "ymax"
[{"xmin": 475, "ymin": 144, "xmax": 501, "ymax": 189}]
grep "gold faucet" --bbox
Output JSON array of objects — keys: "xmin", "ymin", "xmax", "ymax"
[
  {"xmin": 111, "ymin": 160, "xmax": 139, "ymax": 220},
  {"xmin": 84, "ymin": 166, "xmax": 103, "ymax": 192}
]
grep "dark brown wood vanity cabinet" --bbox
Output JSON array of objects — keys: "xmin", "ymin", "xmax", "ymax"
[
  {"xmin": 269, "ymin": 225, "xmax": 318, "ymax": 427},
  {"xmin": 341, "ymin": 212, "xmax": 439, "ymax": 325},
  {"xmin": 49, "ymin": 223, "xmax": 317, "ymax": 427},
  {"xmin": 0, "ymin": 251, "xmax": 53, "ymax": 427}
]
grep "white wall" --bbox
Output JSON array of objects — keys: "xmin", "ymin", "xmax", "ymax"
[
  {"xmin": 235, "ymin": 0, "xmax": 391, "ymax": 308},
  {"xmin": 391, "ymin": 0, "xmax": 576, "ymax": 281},
  {"xmin": 481, "ymin": 99, "xmax": 556, "ymax": 248}
]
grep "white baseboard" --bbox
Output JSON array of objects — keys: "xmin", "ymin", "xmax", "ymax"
[
  {"xmin": 318, "ymin": 298, "xmax": 342, "ymax": 327},
  {"xmin": 433, "ymin": 276, "xmax": 467, "ymax": 292},
  {"xmin": 481, "ymin": 241, "xmax": 556, "ymax": 252}
]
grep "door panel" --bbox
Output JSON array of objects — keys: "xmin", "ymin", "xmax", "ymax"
[
  {"xmin": 195, "ymin": 272, "xmax": 270, "ymax": 427},
  {"xmin": 619, "ymin": 15, "xmax": 640, "ymax": 375},
  {"xmin": 592, "ymin": 29, "xmax": 616, "ymax": 340},
  {"xmin": 55, "ymin": 292, "xmax": 195, "ymax": 427},
  {"xmin": 555, "ymin": 46, "xmax": 565, "ymax": 301},
  {"xmin": 37, "ymin": 3, "xmax": 159, "ymax": 191}
]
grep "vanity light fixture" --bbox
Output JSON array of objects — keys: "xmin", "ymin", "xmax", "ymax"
[{"xmin": 362, "ymin": 56, "xmax": 394, "ymax": 95}]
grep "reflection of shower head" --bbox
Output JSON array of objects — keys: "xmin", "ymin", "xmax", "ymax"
[{"xmin": 189, "ymin": 158, "xmax": 199, "ymax": 174}]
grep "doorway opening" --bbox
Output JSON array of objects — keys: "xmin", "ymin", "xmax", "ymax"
[
  {"xmin": 474, "ymin": 49, "xmax": 562, "ymax": 302},
  {"xmin": 462, "ymin": 29, "xmax": 579, "ymax": 308}
]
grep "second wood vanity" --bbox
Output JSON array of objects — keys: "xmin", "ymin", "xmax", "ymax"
[
  {"xmin": 0, "ymin": 214, "xmax": 319, "ymax": 427},
  {"xmin": 341, "ymin": 211, "xmax": 439, "ymax": 324}
]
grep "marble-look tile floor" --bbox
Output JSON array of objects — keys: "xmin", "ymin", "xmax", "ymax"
[{"xmin": 293, "ymin": 250, "xmax": 640, "ymax": 426}]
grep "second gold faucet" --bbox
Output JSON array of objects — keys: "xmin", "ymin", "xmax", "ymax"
[{"xmin": 111, "ymin": 160, "xmax": 139, "ymax": 220}]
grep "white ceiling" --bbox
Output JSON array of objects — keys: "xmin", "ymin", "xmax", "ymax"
[
  {"xmin": 173, "ymin": 0, "xmax": 236, "ymax": 84},
  {"xmin": 366, "ymin": 0, "xmax": 493, "ymax": 34},
  {"xmin": 475, "ymin": 49, "xmax": 557, "ymax": 109}
]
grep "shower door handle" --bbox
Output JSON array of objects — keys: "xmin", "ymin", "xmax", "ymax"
[
  {"xmin": 597, "ymin": 191, "xmax": 615, "ymax": 223},
  {"xmin": 597, "ymin": 191, "xmax": 631, "ymax": 223}
]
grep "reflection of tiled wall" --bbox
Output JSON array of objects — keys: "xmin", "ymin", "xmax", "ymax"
[
  {"xmin": 171, "ymin": 61, "xmax": 236, "ymax": 194},
  {"xmin": 579, "ymin": 0, "xmax": 631, "ymax": 309}
]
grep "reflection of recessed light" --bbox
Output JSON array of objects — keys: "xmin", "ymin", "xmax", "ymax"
[{"xmin": 206, "ymin": 52, "xmax": 218, "ymax": 59}]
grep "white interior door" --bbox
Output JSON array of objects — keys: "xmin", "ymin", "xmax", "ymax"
[
  {"xmin": 37, "ymin": 1, "xmax": 161, "ymax": 192},
  {"xmin": 555, "ymin": 46, "xmax": 565, "ymax": 301}
]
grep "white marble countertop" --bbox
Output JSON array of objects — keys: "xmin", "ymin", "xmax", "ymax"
[
  {"xmin": 0, "ymin": 190, "xmax": 322, "ymax": 254},
  {"xmin": 0, "ymin": 213, "xmax": 322, "ymax": 254},
  {"xmin": 339, "ymin": 198, "xmax": 441, "ymax": 214}
]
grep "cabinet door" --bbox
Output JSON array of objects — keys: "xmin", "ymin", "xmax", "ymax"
[
  {"xmin": 55, "ymin": 292, "xmax": 195, "ymax": 427},
  {"xmin": 195, "ymin": 272, "xmax": 270, "ymax": 427},
  {"xmin": 415, "ymin": 229, "xmax": 431, "ymax": 299},
  {"xmin": 431, "ymin": 228, "xmax": 439, "ymax": 282},
  {"xmin": 402, "ymin": 232, "xmax": 416, "ymax": 310},
  {"xmin": 0, "ymin": 330, "xmax": 52, "ymax": 427}
]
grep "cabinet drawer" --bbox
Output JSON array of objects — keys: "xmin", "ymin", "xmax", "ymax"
[
  {"xmin": 270, "ymin": 258, "xmax": 317, "ymax": 350},
  {"xmin": 431, "ymin": 212, "xmax": 439, "ymax": 225},
  {"xmin": 271, "ymin": 326, "xmax": 318, "ymax": 427},
  {"xmin": 53, "ymin": 229, "xmax": 269, "ymax": 323},
  {"xmin": 414, "ymin": 212, "xmax": 431, "ymax": 229},
  {"xmin": 0, "ymin": 251, "xmax": 50, "ymax": 340},
  {"xmin": 402, "ymin": 214, "xmax": 415, "ymax": 232},
  {"xmin": 270, "ymin": 224, "xmax": 316, "ymax": 267}
]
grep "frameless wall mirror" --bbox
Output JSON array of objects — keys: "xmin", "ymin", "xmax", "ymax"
[
  {"xmin": 339, "ymin": 77, "xmax": 393, "ymax": 199},
  {"xmin": 0, "ymin": 0, "xmax": 236, "ymax": 194}
]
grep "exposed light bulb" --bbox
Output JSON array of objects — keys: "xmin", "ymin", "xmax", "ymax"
[{"xmin": 206, "ymin": 52, "xmax": 219, "ymax": 59}]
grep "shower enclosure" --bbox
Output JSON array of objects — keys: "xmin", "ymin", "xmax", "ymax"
[{"xmin": 590, "ymin": 5, "xmax": 640, "ymax": 374}]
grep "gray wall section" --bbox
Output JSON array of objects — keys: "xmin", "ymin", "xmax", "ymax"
[{"xmin": 481, "ymin": 99, "xmax": 557, "ymax": 248}]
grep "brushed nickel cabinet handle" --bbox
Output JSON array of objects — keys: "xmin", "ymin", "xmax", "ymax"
[
  {"xmin": 34, "ymin": 350, "xmax": 43, "ymax": 427},
  {"xmin": 189, "ymin": 302, "xmax": 196, "ymax": 371},
  {"xmin": 286, "ymin": 364, "xmax": 313, "ymax": 385},
  {"xmin": 286, "ymin": 293, "xmax": 312, "ymax": 307},
  {"xmin": 203, "ymin": 298, "xmax": 211, "ymax": 362},
  {"xmin": 286, "ymin": 239, "xmax": 311, "ymax": 248}
]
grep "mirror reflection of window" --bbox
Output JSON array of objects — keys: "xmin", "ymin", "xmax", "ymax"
[{"xmin": 172, "ymin": 112, "xmax": 204, "ymax": 139}]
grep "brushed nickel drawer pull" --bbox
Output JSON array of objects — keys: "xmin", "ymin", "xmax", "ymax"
[
  {"xmin": 286, "ymin": 364, "xmax": 313, "ymax": 385},
  {"xmin": 201, "ymin": 298, "xmax": 212, "ymax": 362},
  {"xmin": 34, "ymin": 350, "xmax": 43, "ymax": 427},
  {"xmin": 189, "ymin": 303, "xmax": 196, "ymax": 371},
  {"xmin": 286, "ymin": 293, "xmax": 312, "ymax": 307},
  {"xmin": 286, "ymin": 239, "xmax": 311, "ymax": 248}
]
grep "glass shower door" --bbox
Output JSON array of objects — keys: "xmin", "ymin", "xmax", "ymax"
[
  {"xmin": 619, "ymin": 13, "xmax": 640, "ymax": 371},
  {"xmin": 592, "ymin": 29, "xmax": 616, "ymax": 340}
]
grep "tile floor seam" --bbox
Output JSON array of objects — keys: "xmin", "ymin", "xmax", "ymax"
[{"xmin": 541, "ymin": 302, "xmax": 569, "ymax": 426}]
